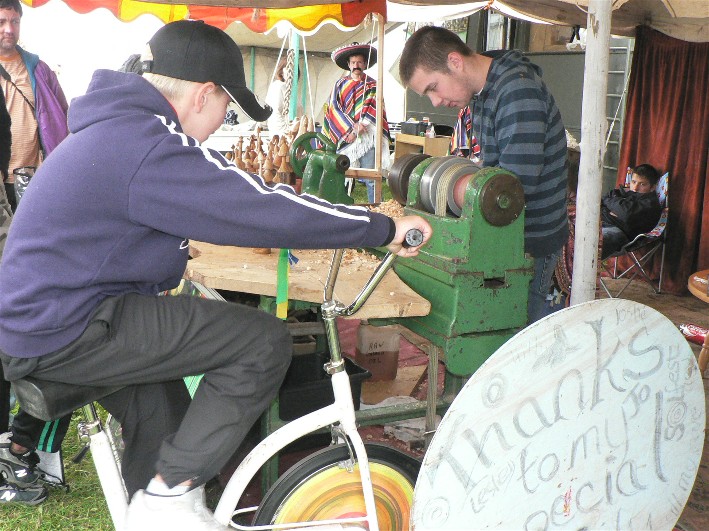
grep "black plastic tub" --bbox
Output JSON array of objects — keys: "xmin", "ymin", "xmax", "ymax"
[{"xmin": 278, "ymin": 351, "xmax": 371, "ymax": 421}]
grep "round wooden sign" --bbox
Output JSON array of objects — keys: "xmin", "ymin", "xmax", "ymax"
[{"xmin": 413, "ymin": 299, "xmax": 705, "ymax": 530}]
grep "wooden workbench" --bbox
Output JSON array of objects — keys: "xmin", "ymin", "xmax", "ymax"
[{"xmin": 185, "ymin": 241, "xmax": 430, "ymax": 320}]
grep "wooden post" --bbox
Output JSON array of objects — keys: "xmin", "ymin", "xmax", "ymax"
[
  {"xmin": 249, "ymin": 47, "xmax": 255, "ymax": 91},
  {"xmin": 570, "ymin": 0, "xmax": 612, "ymax": 306}
]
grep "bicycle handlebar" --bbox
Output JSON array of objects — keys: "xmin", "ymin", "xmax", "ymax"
[
  {"xmin": 403, "ymin": 228, "xmax": 424, "ymax": 248},
  {"xmin": 323, "ymin": 229, "xmax": 423, "ymax": 316}
]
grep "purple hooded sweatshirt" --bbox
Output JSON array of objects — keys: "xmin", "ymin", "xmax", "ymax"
[{"xmin": 0, "ymin": 69, "xmax": 394, "ymax": 359}]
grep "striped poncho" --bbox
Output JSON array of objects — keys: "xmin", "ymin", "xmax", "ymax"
[
  {"xmin": 322, "ymin": 75, "xmax": 390, "ymax": 148},
  {"xmin": 450, "ymin": 105, "xmax": 481, "ymax": 162}
]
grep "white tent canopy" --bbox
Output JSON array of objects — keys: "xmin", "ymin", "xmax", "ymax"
[
  {"xmin": 388, "ymin": 0, "xmax": 709, "ymax": 43},
  {"xmin": 144, "ymin": 0, "xmax": 707, "ymax": 43}
]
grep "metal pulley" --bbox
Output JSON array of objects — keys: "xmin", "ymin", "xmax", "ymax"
[
  {"xmin": 386, "ymin": 153, "xmax": 524, "ymax": 226},
  {"xmin": 387, "ymin": 153, "xmax": 430, "ymax": 205},
  {"xmin": 419, "ymin": 156, "xmax": 479, "ymax": 216}
]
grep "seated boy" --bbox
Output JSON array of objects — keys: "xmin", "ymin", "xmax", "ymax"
[{"xmin": 600, "ymin": 163, "xmax": 662, "ymax": 259}]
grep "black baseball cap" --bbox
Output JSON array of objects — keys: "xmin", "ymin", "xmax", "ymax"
[{"xmin": 142, "ymin": 20, "xmax": 272, "ymax": 121}]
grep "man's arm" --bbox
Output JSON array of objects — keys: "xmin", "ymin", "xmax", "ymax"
[
  {"xmin": 494, "ymin": 84, "xmax": 548, "ymax": 185},
  {"xmin": 0, "ymin": 90, "xmax": 11, "ymax": 258},
  {"xmin": 39, "ymin": 60, "xmax": 69, "ymax": 116},
  {"xmin": 0, "ymin": 88, "xmax": 11, "ymax": 259},
  {"xmin": 32, "ymin": 60, "xmax": 69, "ymax": 156}
]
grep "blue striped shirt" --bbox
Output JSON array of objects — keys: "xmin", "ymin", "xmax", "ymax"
[{"xmin": 472, "ymin": 50, "xmax": 568, "ymax": 257}]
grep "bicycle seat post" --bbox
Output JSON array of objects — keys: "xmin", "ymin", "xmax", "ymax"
[{"xmin": 322, "ymin": 249, "xmax": 347, "ymax": 374}]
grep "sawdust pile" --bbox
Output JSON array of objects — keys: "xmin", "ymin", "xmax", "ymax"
[
  {"xmin": 293, "ymin": 248, "xmax": 380, "ymax": 272},
  {"xmin": 291, "ymin": 200, "xmax": 405, "ymax": 272},
  {"xmin": 369, "ymin": 200, "xmax": 405, "ymax": 219}
]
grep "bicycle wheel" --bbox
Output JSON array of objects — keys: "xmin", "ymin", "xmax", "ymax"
[{"xmin": 253, "ymin": 442, "xmax": 420, "ymax": 530}]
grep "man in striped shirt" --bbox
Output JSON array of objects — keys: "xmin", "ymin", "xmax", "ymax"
[{"xmin": 400, "ymin": 26, "xmax": 568, "ymax": 324}]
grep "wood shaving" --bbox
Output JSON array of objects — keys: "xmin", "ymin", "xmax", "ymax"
[
  {"xmin": 289, "ymin": 203, "xmax": 404, "ymax": 272},
  {"xmin": 293, "ymin": 248, "xmax": 381, "ymax": 270},
  {"xmin": 368, "ymin": 199, "xmax": 405, "ymax": 219}
]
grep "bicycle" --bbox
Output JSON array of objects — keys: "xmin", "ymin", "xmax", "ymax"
[{"xmin": 12, "ymin": 229, "xmax": 425, "ymax": 530}]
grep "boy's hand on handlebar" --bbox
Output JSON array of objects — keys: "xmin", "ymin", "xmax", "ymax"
[{"xmin": 388, "ymin": 216, "xmax": 433, "ymax": 257}]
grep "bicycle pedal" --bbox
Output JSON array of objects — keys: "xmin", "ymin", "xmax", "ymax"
[
  {"xmin": 40, "ymin": 477, "xmax": 71, "ymax": 493},
  {"xmin": 71, "ymin": 444, "xmax": 90, "ymax": 464}
]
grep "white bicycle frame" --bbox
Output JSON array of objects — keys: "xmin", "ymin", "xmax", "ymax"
[
  {"xmin": 215, "ymin": 248, "xmax": 400, "ymax": 530},
  {"xmin": 91, "ymin": 358, "xmax": 379, "ymax": 531},
  {"xmin": 214, "ymin": 370, "xmax": 377, "ymax": 529},
  {"xmin": 78, "ymin": 404, "xmax": 129, "ymax": 529}
]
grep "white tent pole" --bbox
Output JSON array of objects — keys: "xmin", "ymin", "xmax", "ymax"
[
  {"xmin": 375, "ymin": 13, "xmax": 385, "ymax": 202},
  {"xmin": 570, "ymin": 0, "xmax": 612, "ymax": 306}
]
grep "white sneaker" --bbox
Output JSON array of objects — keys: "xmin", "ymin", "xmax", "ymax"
[{"xmin": 123, "ymin": 486, "xmax": 228, "ymax": 530}]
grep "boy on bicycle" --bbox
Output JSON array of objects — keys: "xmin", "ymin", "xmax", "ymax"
[{"xmin": 0, "ymin": 20, "xmax": 431, "ymax": 530}]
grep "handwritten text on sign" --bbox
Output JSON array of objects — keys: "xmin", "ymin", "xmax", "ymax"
[{"xmin": 412, "ymin": 300, "xmax": 705, "ymax": 530}]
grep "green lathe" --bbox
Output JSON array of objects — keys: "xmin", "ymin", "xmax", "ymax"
[
  {"xmin": 385, "ymin": 153, "xmax": 533, "ymax": 378},
  {"xmin": 290, "ymin": 132, "xmax": 353, "ymax": 205},
  {"xmin": 292, "ymin": 142, "xmax": 534, "ymax": 380},
  {"xmin": 264, "ymin": 141, "xmax": 534, "ymax": 475}
]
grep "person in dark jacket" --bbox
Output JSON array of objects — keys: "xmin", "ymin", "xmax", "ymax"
[
  {"xmin": 399, "ymin": 26, "xmax": 568, "ymax": 324},
  {"xmin": 2, "ymin": 86, "xmax": 53, "ymax": 507},
  {"xmin": 600, "ymin": 163, "xmax": 662, "ymax": 259},
  {"xmin": 0, "ymin": 51, "xmax": 158, "ymax": 510},
  {"xmin": 0, "ymin": 86, "xmax": 10, "ymax": 430},
  {"xmin": 0, "ymin": 20, "xmax": 431, "ymax": 530}
]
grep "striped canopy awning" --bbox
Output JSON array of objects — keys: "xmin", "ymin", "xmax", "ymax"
[{"xmin": 20, "ymin": 0, "xmax": 387, "ymax": 31}]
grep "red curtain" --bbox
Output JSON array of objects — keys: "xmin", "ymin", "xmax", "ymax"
[{"xmin": 617, "ymin": 26, "xmax": 709, "ymax": 295}]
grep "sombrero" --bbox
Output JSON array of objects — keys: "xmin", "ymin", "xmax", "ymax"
[{"xmin": 331, "ymin": 42, "xmax": 378, "ymax": 71}]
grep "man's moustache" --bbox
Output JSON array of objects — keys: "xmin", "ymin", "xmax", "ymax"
[{"xmin": 351, "ymin": 68, "xmax": 363, "ymax": 72}]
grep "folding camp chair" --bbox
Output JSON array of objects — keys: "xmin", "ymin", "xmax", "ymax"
[{"xmin": 600, "ymin": 172, "xmax": 669, "ymax": 299}]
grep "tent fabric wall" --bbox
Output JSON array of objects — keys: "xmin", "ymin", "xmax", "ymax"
[
  {"xmin": 617, "ymin": 26, "xmax": 709, "ymax": 294},
  {"xmin": 21, "ymin": 1, "xmax": 709, "ymax": 43},
  {"xmin": 240, "ymin": 48, "xmax": 344, "ymax": 126}
]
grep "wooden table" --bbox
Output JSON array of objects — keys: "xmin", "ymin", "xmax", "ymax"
[
  {"xmin": 688, "ymin": 269, "xmax": 709, "ymax": 376},
  {"xmin": 393, "ymin": 133, "xmax": 451, "ymax": 160},
  {"xmin": 185, "ymin": 241, "xmax": 431, "ymax": 320}
]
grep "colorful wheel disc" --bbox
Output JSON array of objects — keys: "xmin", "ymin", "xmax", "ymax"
[{"xmin": 272, "ymin": 461, "xmax": 414, "ymax": 529}]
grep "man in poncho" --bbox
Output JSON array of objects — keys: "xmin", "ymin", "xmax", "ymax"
[{"xmin": 322, "ymin": 42, "xmax": 390, "ymax": 202}]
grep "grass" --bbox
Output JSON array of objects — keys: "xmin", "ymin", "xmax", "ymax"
[
  {"xmin": 351, "ymin": 179, "xmax": 393, "ymax": 205},
  {"xmin": 0, "ymin": 411, "xmax": 113, "ymax": 530},
  {"xmin": 0, "ymin": 181, "xmax": 395, "ymax": 530}
]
